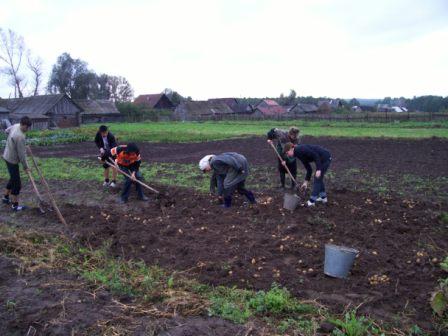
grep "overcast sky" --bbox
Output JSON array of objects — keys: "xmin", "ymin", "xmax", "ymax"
[{"xmin": 1, "ymin": 0, "xmax": 447, "ymax": 100}]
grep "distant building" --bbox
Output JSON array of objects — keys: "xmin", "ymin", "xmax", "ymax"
[
  {"xmin": 288, "ymin": 103, "xmax": 318, "ymax": 115},
  {"xmin": 0, "ymin": 94, "xmax": 82, "ymax": 130},
  {"xmin": 251, "ymin": 99, "xmax": 286, "ymax": 117},
  {"xmin": 351, "ymin": 106, "xmax": 363, "ymax": 112},
  {"xmin": 207, "ymin": 98, "xmax": 252, "ymax": 114},
  {"xmin": 75, "ymin": 99, "xmax": 123, "ymax": 124},
  {"xmin": 134, "ymin": 93, "xmax": 175, "ymax": 109},
  {"xmin": 174, "ymin": 100, "xmax": 235, "ymax": 121}
]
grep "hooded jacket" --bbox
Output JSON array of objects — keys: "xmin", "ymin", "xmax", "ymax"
[{"xmin": 210, "ymin": 152, "xmax": 249, "ymax": 190}]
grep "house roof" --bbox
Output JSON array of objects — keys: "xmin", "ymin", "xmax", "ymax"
[
  {"xmin": 0, "ymin": 106, "xmax": 9, "ymax": 113},
  {"xmin": 134, "ymin": 93, "xmax": 173, "ymax": 108},
  {"xmin": 75, "ymin": 99, "xmax": 121, "ymax": 115},
  {"xmin": 254, "ymin": 99, "xmax": 286, "ymax": 116},
  {"xmin": 0, "ymin": 94, "xmax": 82, "ymax": 117},
  {"xmin": 289, "ymin": 103, "xmax": 318, "ymax": 113},
  {"xmin": 176, "ymin": 100, "xmax": 235, "ymax": 116},
  {"xmin": 208, "ymin": 98, "xmax": 251, "ymax": 114}
]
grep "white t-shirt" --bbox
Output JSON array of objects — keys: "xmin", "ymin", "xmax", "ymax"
[{"xmin": 102, "ymin": 136, "xmax": 109, "ymax": 150}]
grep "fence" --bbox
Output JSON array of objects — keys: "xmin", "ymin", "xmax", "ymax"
[{"xmin": 167, "ymin": 111, "xmax": 448, "ymax": 123}]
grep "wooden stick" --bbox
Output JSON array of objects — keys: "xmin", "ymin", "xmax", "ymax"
[
  {"xmin": 102, "ymin": 158, "xmax": 160, "ymax": 194},
  {"xmin": 27, "ymin": 146, "xmax": 68, "ymax": 227},
  {"xmin": 26, "ymin": 171, "xmax": 46, "ymax": 213},
  {"xmin": 268, "ymin": 141, "xmax": 299, "ymax": 186}
]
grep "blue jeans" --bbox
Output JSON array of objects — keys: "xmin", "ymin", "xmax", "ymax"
[
  {"xmin": 310, "ymin": 158, "xmax": 331, "ymax": 201},
  {"xmin": 120, "ymin": 167, "xmax": 145, "ymax": 201}
]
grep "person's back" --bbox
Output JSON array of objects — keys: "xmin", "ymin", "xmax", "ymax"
[{"xmin": 3, "ymin": 123, "xmax": 26, "ymax": 166}]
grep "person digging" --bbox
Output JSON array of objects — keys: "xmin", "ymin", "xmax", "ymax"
[
  {"xmin": 110, "ymin": 143, "xmax": 148, "ymax": 204},
  {"xmin": 2, "ymin": 116, "xmax": 32, "ymax": 211},
  {"xmin": 95, "ymin": 125, "xmax": 118, "ymax": 187},
  {"xmin": 283, "ymin": 142, "xmax": 332, "ymax": 207},
  {"xmin": 267, "ymin": 127, "xmax": 299, "ymax": 189},
  {"xmin": 199, "ymin": 152, "xmax": 256, "ymax": 208}
]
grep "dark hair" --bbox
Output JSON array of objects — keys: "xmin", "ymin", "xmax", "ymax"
[
  {"xmin": 125, "ymin": 143, "xmax": 139, "ymax": 153},
  {"xmin": 99, "ymin": 125, "xmax": 108, "ymax": 132},
  {"xmin": 283, "ymin": 142, "xmax": 295, "ymax": 154},
  {"xmin": 20, "ymin": 116, "xmax": 32, "ymax": 127}
]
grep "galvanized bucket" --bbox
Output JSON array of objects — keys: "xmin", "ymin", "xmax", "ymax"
[{"xmin": 324, "ymin": 244, "xmax": 359, "ymax": 278}]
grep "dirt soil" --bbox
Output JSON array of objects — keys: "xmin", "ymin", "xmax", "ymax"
[
  {"xmin": 33, "ymin": 136, "xmax": 448, "ymax": 178},
  {"xmin": 0, "ymin": 254, "xmax": 248, "ymax": 335},
  {"xmin": 1, "ymin": 136, "xmax": 448, "ymax": 335}
]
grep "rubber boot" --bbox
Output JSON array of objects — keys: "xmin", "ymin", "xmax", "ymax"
[
  {"xmin": 222, "ymin": 196, "xmax": 232, "ymax": 208},
  {"xmin": 246, "ymin": 191, "xmax": 256, "ymax": 204}
]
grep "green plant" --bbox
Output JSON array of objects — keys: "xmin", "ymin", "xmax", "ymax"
[
  {"xmin": 331, "ymin": 310, "xmax": 372, "ymax": 336},
  {"xmin": 5, "ymin": 299, "xmax": 16, "ymax": 311},
  {"xmin": 249, "ymin": 283, "xmax": 315, "ymax": 315},
  {"xmin": 431, "ymin": 256, "xmax": 448, "ymax": 318}
]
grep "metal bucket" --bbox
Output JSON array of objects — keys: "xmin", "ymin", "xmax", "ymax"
[
  {"xmin": 283, "ymin": 193, "xmax": 300, "ymax": 211},
  {"xmin": 324, "ymin": 244, "xmax": 359, "ymax": 279}
]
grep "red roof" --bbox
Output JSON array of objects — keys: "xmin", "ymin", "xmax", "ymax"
[
  {"xmin": 254, "ymin": 99, "xmax": 286, "ymax": 116},
  {"xmin": 134, "ymin": 93, "xmax": 164, "ymax": 108}
]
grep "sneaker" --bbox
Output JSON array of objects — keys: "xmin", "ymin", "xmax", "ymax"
[
  {"xmin": 109, "ymin": 182, "xmax": 116, "ymax": 188},
  {"xmin": 12, "ymin": 205, "xmax": 26, "ymax": 211},
  {"xmin": 316, "ymin": 196, "xmax": 328, "ymax": 204},
  {"xmin": 2, "ymin": 197, "xmax": 10, "ymax": 205},
  {"xmin": 103, "ymin": 181, "xmax": 110, "ymax": 187},
  {"xmin": 306, "ymin": 200, "xmax": 316, "ymax": 207}
]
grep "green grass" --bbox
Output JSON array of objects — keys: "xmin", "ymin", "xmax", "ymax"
[{"xmin": 2, "ymin": 120, "xmax": 448, "ymax": 146}]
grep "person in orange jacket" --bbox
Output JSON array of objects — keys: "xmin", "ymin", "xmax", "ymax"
[{"xmin": 110, "ymin": 143, "xmax": 148, "ymax": 204}]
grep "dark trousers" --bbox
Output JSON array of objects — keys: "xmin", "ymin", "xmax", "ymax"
[
  {"xmin": 310, "ymin": 159, "xmax": 331, "ymax": 200},
  {"xmin": 223, "ymin": 180, "xmax": 255, "ymax": 204},
  {"xmin": 278, "ymin": 159, "xmax": 297, "ymax": 187},
  {"xmin": 5, "ymin": 160, "xmax": 21, "ymax": 196},
  {"xmin": 120, "ymin": 167, "xmax": 144, "ymax": 201}
]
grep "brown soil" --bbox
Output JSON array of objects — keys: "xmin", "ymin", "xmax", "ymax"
[{"xmin": 1, "ymin": 136, "xmax": 448, "ymax": 334}]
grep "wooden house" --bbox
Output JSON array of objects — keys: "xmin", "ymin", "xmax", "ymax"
[
  {"xmin": 174, "ymin": 100, "xmax": 235, "ymax": 121},
  {"xmin": 1, "ymin": 94, "xmax": 82, "ymax": 129},
  {"xmin": 75, "ymin": 99, "xmax": 123, "ymax": 124},
  {"xmin": 134, "ymin": 93, "xmax": 175, "ymax": 109}
]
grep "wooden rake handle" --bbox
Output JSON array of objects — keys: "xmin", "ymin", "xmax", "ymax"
[
  {"xmin": 268, "ymin": 141, "xmax": 299, "ymax": 186},
  {"xmin": 102, "ymin": 158, "xmax": 160, "ymax": 195},
  {"xmin": 27, "ymin": 146, "xmax": 68, "ymax": 227}
]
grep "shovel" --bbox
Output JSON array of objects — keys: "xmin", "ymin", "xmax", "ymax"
[
  {"xmin": 101, "ymin": 157, "xmax": 160, "ymax": 194},
  {"xmin": 26, "ymin": 170, "xmax": 51, "ymax": 214},
  {"xmin": 100, "ymin": 158, "xmax": 175, "ymax": 208}
]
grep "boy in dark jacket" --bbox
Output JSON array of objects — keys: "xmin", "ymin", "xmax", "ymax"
[
  {"xmin": 267, "ymin": 127, "xmax": 299, "ymax": 188},
  {"xmin": 110, "ymin": 143, "xmax": 148, "ymax": 204},
  {"xmin": 199, "ymin": 152, "xmax": 256, "ymax": 208},
  {"xmin": 284, "ymin": 142, "xmax": 332, "ymax": 207},
  {"xmin": 95, "ymin": 125, "xmax": 117, "ymax": 187}
]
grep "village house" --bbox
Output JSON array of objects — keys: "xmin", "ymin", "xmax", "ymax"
[
  {"xmin": 251, "ymin": 99, "xmax": 286, "ymax": 117},
  {"xmin": 0, "ymin": 94, "xmax": 83, "ymax": 130},
  {"xmin": 75, "ymin": 99, "xmax": 123, "ymax": 124},
  {"xmin": 174, "ymin": 100, "xmax": 235, "ymax": 121},
  {"xmin": 288, "ymin": 103, "xmax": 318, "ymax": 115},
  {"xmin": 134, "ymin": 93, "xmax": 175, "ymax": 109},
  {"xmin": 207, "ymin": 98, "xmax": 253, "ymax": 115}
]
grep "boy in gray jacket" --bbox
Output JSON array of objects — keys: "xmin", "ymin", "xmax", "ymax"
[{"xmin": 2, "ymin": 116, "xmax": 32, "ymax": 211}]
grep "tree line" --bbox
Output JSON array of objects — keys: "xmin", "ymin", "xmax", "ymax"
[{"xmin": 0, "ymin": 28, "xmax": 133, "ymax": 102}]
